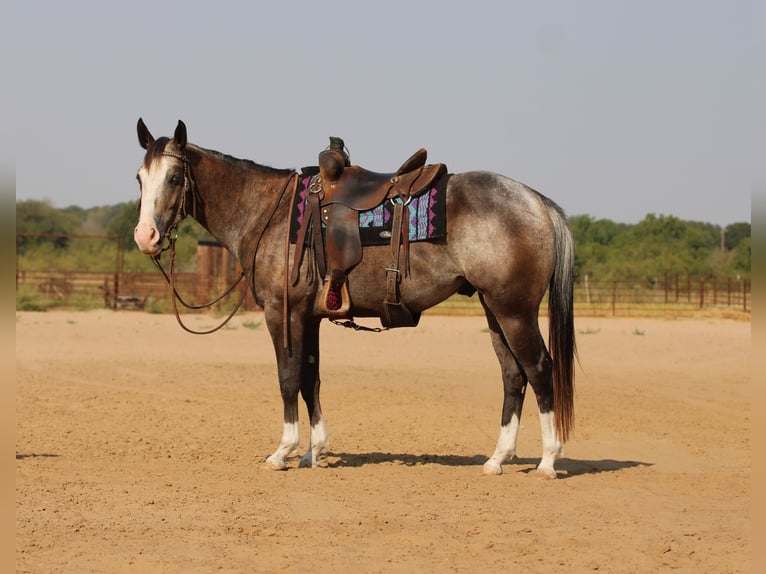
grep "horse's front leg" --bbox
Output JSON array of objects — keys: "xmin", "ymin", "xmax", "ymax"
[
  {"xmin": 265, "ymin": 385, "xmax": 300, "ymax": 470},
  {"xmin": 264, "ymin": 310, "xmax": 327, "ymax": 470},
  {"xmin": 298, "ymin": 368, "xmax": 329, "ymax": 468}
]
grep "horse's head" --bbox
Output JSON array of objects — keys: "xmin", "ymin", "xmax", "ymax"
[{"xmin": 134, "ymin": 118, "xmax": 191, "ymax": 255}]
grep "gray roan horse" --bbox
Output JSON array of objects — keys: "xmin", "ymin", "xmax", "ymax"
[{"xmin": 133, "ymin": 119, "xmax": 576, "ymax": 478}]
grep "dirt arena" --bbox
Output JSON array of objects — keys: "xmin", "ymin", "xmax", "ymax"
[{"xmin": 16, "ymin": 310, "xmax": 751, "ymax": 573}]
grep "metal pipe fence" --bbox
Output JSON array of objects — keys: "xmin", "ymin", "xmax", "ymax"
[
  {"xmin": 16, "ymin": 233, "xmax": 750, "ymax": 317},
  {"xmin": 436, "ymin": 275, "xmax": 750, "ymax": 317},
  {"xmin": 16, "ymin": 268, "xmax": 750, "ymax": 317}
]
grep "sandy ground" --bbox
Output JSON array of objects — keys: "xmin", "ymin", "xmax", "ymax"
[{"xmin": 16, "ymin": 310, "xmax": 751, "ymax": 573}]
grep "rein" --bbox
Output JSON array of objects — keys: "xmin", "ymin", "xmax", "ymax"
[
  {"xmin": 151, "ymin": 149, "xmax": 298, "ymax": 335},
  {"xmin": 153, "ymin": 237, "xmax": 249, "ymax": 335}
]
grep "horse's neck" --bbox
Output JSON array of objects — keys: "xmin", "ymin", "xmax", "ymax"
[{"xmin": 191, "ymin": 149, "xmax": 291, "ymax": 263}]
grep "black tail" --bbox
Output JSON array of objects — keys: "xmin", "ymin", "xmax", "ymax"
[{"xmin": 544, "ymin": 199, "xmax": 577, "ymax": 442}]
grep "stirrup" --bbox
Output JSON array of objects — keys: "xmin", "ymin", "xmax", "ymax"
[{"xmin": 318, "ymin": 274, "xmax": 352, "ymax": 318}]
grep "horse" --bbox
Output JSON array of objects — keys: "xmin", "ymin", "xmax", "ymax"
[{"xmin": 133, "ymin": 118, "xmax": 577, "ymax": 478}]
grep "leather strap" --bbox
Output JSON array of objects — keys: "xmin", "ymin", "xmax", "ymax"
[
  {"xmin": 309, "ymin": 181, "xmax": 327, "ymax": 279},
  {"xmin": 290, "ymin": 176, "xmax": 327, "ymax": 285},
  {"xmin": 385, "ymin": 200, "xmax": 406, "ymax": 305},
  {"xmin": 290, "ymin": 197, "xmax": 313, "ymax": 285}
]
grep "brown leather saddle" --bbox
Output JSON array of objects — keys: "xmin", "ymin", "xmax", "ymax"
[{"xmin": 290, "ymin": 137, "xmax": 447, "ymax": 327}]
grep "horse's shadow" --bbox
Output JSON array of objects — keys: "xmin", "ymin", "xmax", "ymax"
[
  {"xmin": 324, "ymin": 452, "xmax": 651, "ymax": 478},
  {"xmin": 15, "ymin": 453, "xmax": 60, "ymax": 460},
  {"xmin": 552, "ymin": 457, "xmax": 652, "ymax": 477},
  {"xmin": 326, "ymin": 452, "xmax": 488, "ymax": 468}
]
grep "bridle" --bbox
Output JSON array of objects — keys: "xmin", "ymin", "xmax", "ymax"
[
  {"xmin": 159, "ymin": 149, "xmax": 198, "ymax": 233},
  {"xmin": 137, "ymin": 149, "xmax": 198, "ymax": 234},
  {"xmin": 146, "ymin": 148, "xmax": 298, "ymax": 335}
]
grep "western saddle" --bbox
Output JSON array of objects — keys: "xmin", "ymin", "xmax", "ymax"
[{"xmin": 291, "ymin": 137, "xmax": 447, "ymax": 328}]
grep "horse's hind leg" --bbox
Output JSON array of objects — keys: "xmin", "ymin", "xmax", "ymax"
[
  {"xmin": 481, "ymin": 305, "xmax": 527, "ymax": 475},
  {"xmin": 483, "ymin": 302, "xmax": 562, "ymax": 478}
]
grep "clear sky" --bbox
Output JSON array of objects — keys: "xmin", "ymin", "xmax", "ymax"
[{"xmin": 11, "ymin": 0, "xmax": 764, "ymax": 226}]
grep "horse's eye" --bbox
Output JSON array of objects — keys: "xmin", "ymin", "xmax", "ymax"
[{"xmin": 170, "ymin": 174, "xmax": 182, "ymax": 185}]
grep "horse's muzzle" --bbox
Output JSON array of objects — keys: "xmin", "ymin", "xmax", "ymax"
[{"xmin": 134, "ymin": 220, "xmax": 163, "ymax": 255}]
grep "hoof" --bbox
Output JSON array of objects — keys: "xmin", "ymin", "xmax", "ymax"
[
  {"xmin": 299, "ymin": 454, "xmax": 321, "ymax": 468},
  {"xmin": 482, "ymin": 460, "xmax": 503, "ymax": 475},
  {"xmin": 299, "ymin": 448, "xmax": 328, "ymax": 468},
  {"xmin": 530, "ymin": 467, "xmax": 557, "ymax": 480},
  {"xmin": 265, "ymin": 455, "xmax": 288, "ymax": 471}
]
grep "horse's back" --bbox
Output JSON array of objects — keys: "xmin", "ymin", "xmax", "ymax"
[{"xmin": 447, "ymin": 171, "xmax": 557, "ymax": 225}]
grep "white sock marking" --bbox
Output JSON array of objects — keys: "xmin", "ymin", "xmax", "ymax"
[
  {"xmin": 266, "ymin": 421, "xmax": 300, "ymax": 469},
  {"xmin": 483, "ymin": 414, "xmax": 520, "ymax": 474}
]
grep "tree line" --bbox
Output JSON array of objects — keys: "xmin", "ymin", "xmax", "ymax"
[
  {"xmin": 16, "ymin": 199, "xmax": 751, "ymax": 281},
  {"xmin": 569, "ymin": 214, "xmax": 750, "ymax": 282}
]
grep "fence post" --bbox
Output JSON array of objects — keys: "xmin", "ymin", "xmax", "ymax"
[
  {"xmin": 687, "ymin": 274, "xmax": 692, "ymax": 304},
  {"xmin": 743, "ymin": 279, "xmax": 748, "ymax": 312},
  {"xmin": 699, "ymin": 279, "xmax": 705, "ymax": 309},
  {"xmin": 612, "ymin": 280, "xmax": 617, "ymax": 316},
  {"xmin": 712, "ymin": 276, "xmax": 717, "ymax": 306},
  {"xmin": 113, "ymin": 272, "xmax": 119, "ymax": 310},
  {"xmin": 114, "ymin": 235, "xmax": 123, "ymax": 310},
  {"xmin": 727, "ymin": 277, "xmax": 732, "ymax": 307}
]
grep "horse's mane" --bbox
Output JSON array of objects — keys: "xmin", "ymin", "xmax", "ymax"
[{"xmin": 189, "ymin": 144, "xmax": 294, "ymax": 176}]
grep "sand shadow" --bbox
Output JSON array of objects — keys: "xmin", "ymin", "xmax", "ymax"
[
  {"xmin": 325, "ymin": 452, "xmax": 652, "ymax": 477},
  {"xmin": 15, "ymin": 453, "xmax": 60, "ymax": 460},
  {"xmin": 535, "ymin": 457, "xmax": 653, "ymax": 478},
  {"xmin": 326, "ymin": 452, "xmax": 488, "ymax": 468}
]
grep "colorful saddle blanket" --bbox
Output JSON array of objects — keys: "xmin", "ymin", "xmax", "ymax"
[{"xmin": 289, "ymin": 168, "xmax": 448, "ymax": 246}]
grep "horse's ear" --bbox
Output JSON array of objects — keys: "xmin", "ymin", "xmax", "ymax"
[
  {"xmin": 174, "ymin": 120, "xmax": 187, "ymax": 149},
  {"xmin": 137, "ymin": 118, "xmax": 154, "ymax": 150}
]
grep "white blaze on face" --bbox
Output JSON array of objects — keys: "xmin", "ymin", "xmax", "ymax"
[{"xmin": 134, "ymin": 155, "xmax": 175, "ymax": 255}]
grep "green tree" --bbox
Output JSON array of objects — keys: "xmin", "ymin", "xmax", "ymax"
[
  {"xmin": 731, "ymin": 237, "xmax": 751, "ymax": 276},
  {"xmin": 106, "ymin": 202, "xmax": 141, "ymax": 250},
  {"xmin": 724, "ymin": 222, "xmax": 751, "ymax": 250},
  {"xmin": 569, "ymin": 215, "xmax": 628, "ymax": 280},
  {"xmin": 16, "ymin": 200, "xmax": 81, "ymax": 252}
]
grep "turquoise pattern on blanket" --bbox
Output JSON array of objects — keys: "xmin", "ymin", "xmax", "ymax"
[{"xmin": 357, "ymin": 189, "xmax": 438, "ymax": 241}]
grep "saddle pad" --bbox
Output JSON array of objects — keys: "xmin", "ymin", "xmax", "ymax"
[{"xmin": 290, "ymin": 167, "xmax": 449, "ymax": 246}]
